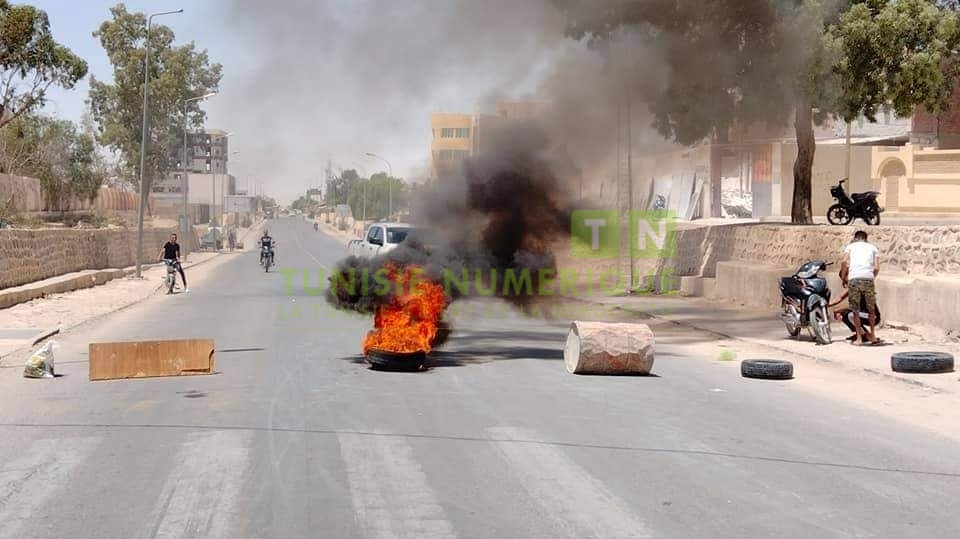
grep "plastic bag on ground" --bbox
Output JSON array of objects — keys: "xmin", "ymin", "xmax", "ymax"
[{"xmin": 24, "ymin": 340, "xmax": 58, "ymax": 379}]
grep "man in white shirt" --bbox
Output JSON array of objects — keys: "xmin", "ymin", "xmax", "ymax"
[{"xmin": 840, "ymin": 230, "xmax": 880, "ymax": 345}]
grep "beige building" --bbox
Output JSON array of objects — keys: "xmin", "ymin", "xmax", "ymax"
[
  {"xmin": 629, "ymin": 140, "xmax": 960, "ymax": 219},
  {"xmin": 430, "ymin": 100, "xmax": 550, "ymax": 180},
  {"xmin": 430, "ymin": 113, "xmax": 473, "ymax": 179}
]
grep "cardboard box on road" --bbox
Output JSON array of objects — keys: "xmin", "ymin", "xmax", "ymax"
[{"xmin": 89, "ymin": 339, "xmax": 215, "ymax": 381}]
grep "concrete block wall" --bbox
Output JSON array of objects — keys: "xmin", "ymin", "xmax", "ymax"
[
  {"xmin": 641, "ymin": 223, "xmax": 960, "ymax": 279},
  {"xmin": 556, "ymin": 221, "xmax": 960, "ymax": 329},
  {"xmin": 0, "ymin": 227, "xmax": 197, "ymax": 290},
  {"xmin": 708, "ymin": 261, "xmax": 960, "ymax": 330}
]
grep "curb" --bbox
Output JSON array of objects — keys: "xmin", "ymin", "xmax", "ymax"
[
  {"xmin": 31, "ymin": 327, "xmax": 60, "ymax": 346},
  {"xmin": 565, "ymin": 295, "xmax": 954, "ymax": 394},
  {"xmin": 0, "ymin": 269, "xmax": 130, "ymax": 310},
  {"xmin": 0, "ymin": 250, "xmax": 226, "ymax": 365}
]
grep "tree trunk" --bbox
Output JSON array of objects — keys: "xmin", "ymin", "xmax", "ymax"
[
  {"xmin": 791, "ymin": 101, "xmax": 815, "ymax": 224},
  {"xmin": 563, "ymin": 321, "xmax": 655, "ymax": 375}
]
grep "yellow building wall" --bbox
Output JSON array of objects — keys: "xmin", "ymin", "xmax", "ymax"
[
  {"xmin": 776, "ymin": 143, "xmax": 875, "ymax": 216},
  {"xmin": 871, "ymin": 146, "xmax": 960, "ymax": 213},
  {"xmin": 431, "ymin": 113, "xmax": 472, "ymax": 179}
]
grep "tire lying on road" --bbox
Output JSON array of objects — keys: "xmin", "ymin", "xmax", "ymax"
[
  {"xmin": 740, "ymin": 359, "xmax": 794, "ymax": 380},
  {"xmin": 366, "ymin": 349, "xmax": 426, "ymax": 371},
  {"xmin": 563, "ymin": 321, "xmax": 655, "ymax": 375},
  {"xmin": 890, "ymin": 351, "xmax": 955, "ymax": 374}
]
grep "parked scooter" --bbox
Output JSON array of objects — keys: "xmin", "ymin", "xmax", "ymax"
[
  {"xmin": 826, "ymin": 178, "xmax": 883, "ymax": 225},
  {"xmin": 779, "ymin": 260, "xmax": 833, "ymax": 345}
]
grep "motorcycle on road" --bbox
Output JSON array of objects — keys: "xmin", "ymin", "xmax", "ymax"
[
  {"xmin": 779, "ymin": 260, "xmax": 833, "ymax": 345},
  {"xmin": 260, "ymin": 245, "xmax": 273, "ymax": 272},
  {"xmin": 826, "ymin": 178, "xmax": 883, "ymax": 225},
  {"xmin": 163, "ymin": 259, "xmax": 180, "ymax": 294}
]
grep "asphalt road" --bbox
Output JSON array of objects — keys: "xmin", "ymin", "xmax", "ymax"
[{"xmin": 1, "ymin": 216, "xmax": 959, "ymax": 539}]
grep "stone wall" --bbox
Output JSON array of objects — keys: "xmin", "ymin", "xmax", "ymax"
[
  {"xmin": 554, "ymin": 223, "xmax": 960, "ymax": 292},
  {"xmin": 0, "ymin": 226, "xmax": 197, "ymax": 290},
  {"xmin": 659, "ymin": 224, "xmax": 960, "ymax": 278}
]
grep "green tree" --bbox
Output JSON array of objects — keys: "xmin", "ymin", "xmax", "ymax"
[
  {"xmin": 347, "ymin": 172, "xmax": 407, "ymax": 221},
  {"xmin": 555, "ymin": 0, "xmax": 960, "ymax": 224},
  {"xmin": 291, "ymin": 195, "xmax": 317, "ymax": 212},
  {"xmin": 0, "ymin": 113, "xmax": 104, "ymax": 209},
  {"xmin": 0, "ymin": 1, "xmax": 87, "ymax": 128},
  {"xmin": 87, "ymin": 3, "xmax": 222, "ymax": 193},
  {"xmin": 831, "ymin": 0, "xmax": 960, "ymax": 125}
]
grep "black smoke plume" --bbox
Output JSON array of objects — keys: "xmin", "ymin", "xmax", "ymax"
[{"xmin": 324, "ymin": 121, "xmax": 585, "ymax": 315}]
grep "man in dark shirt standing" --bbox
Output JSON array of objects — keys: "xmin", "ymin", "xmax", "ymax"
[{"xmin": 159, "ymin": 233, "xmax": 188, "ymax": 292}]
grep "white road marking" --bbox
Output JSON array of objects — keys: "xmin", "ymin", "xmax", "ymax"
[
  {"xmin": 487, "ymin": 426, "xmax": 653, "ymax": 538},
  {"xmin": 337, "ymin": 432, "xmax": 457, "ymax": 539},
  {"xmin": 144, "ymin": 430, "xmax": 251, "ymax": 539},
  {"xmin": 293, "ymin": 226, "xmax": 331, "ymax": 272},
  {"xmin": 0, "ymin": 437, "xmax": 101, "ymax": 539}
]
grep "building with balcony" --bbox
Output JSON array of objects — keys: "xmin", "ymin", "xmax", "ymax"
[{"xmin": 151, "ymin": 129, "xmax": 235, "ymax": 223}]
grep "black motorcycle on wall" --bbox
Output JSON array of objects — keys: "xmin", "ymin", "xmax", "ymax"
[
  {"xmin": 826, "ymin": 178, "xmax": 883, "ymax": 225},
  {"xmin": 779, "ymin": 260, "xmax": 833, "ymax": 345}
]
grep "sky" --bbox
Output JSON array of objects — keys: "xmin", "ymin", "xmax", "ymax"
[{"xmin": 29, "ymin": 0, "xmax": 567, "ymax": 204}]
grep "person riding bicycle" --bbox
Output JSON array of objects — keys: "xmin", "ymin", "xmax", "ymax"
[
  {"xmin": 259, "ymin": 230, "xmax": 275, "ymax": 265},
  {"xmin": 158, "ymin": 233, "xmax": 188, "ymax": 293}
]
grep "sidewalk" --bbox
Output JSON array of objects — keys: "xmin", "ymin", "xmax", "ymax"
[
  {"xmin": 0, "ymin": 251, "xmax": 221, "ymax": 364},
  {"xmin": 0, "ymin": 217, "xmax": 266, "ymax": 364},
  {"xmin": 571, "ymin": 292, "xmax": 960, "ymax": 393},
  {"xmin": 313, "ymin": 216, "xmax": 366, "ymax": 245}
]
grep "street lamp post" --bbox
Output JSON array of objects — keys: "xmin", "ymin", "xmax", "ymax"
[
  {"xmin": 181, "ymin": 91, "xmax": 217, "ymax": 260},
  {"xmin": 221, "ymin": 150, "xmax": 239, "ymax": 228},
  {"xmin": 365, "ymin": 152, "xmax": 393, "ymax": 221},
  {"xmin": 134, "ymin": 9, "xmax": 183, "ymax": 278},
  {"xmin": 352, "ymin": 161, "xmax": 368, "ymax": 224},
  {"xmin": 209, "ymin": 132, "xmax": 233, "ymax": 249}
]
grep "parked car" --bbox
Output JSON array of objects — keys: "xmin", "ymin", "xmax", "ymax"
[
  {"xmin": 347, "ymin": 222, "xmax": 435, "ymax": 258},
  {"xmin": 200, "ymin": 227, "xmax": 223, "ymax": 250}
]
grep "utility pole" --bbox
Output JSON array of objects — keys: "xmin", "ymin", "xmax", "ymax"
[
  {"xmin": 616, "ymin": 75, "xmax": 634, "ymax": 293},
  {"xmin": 134, "ymin": 9, "xmax": 183, "ymax": 278},
  {"xmin": 845, "ymin": 120, "xmax": 852, "ymax": 180}
]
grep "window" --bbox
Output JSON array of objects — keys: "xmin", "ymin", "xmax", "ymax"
[
  {"xmin": 441, "ymin": 127, "xmax": 469, "ymax": 138},
  {"xmin": 386, "ymin": 227, "xmax": 411, "ymax": 244},
  {"xmin": 438, "ymin": 149, "xmax": 469, "ymax": 161},
  {"xmin": 367, "ymin": 226, "xmax": 383, "ymax": 244}
]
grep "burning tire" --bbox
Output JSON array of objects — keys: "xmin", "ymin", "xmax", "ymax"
[{"xmin": 366, "ymin": 349, "xmax": 426, "ymax": 371}]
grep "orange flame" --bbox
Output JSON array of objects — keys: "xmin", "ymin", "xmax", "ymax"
[{"xmin": 362, "ymin": 264, "xmax": 448, "ymax": 354}]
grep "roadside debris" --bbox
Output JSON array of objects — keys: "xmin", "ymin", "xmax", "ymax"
[
  {"xmin": 740, "ymin": 359, "xmax": 794, "ymax": 380},
  {"xmin": 890, "ymin": 351, "xmax": 955, "ymax": 374},
  {"xmin": 23, "ymin": 340, "xmax": 58, "ymax": 378},
  {"xmin": 89, "ymin": 338, "xmax": 215, "ymax": 381},
  {"xmin": 564, "ymin": 321, "xmax": 655, "ymax": 375}
]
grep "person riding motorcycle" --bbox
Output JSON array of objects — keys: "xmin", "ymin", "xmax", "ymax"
[{"xmin": 259, "ymin": 231, "xmax": 275, "ymax": 265}]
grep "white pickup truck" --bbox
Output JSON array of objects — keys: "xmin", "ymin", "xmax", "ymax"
[{"xmin": 347, "ymin": 222, "xmax": 420, "ymax": 258}]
